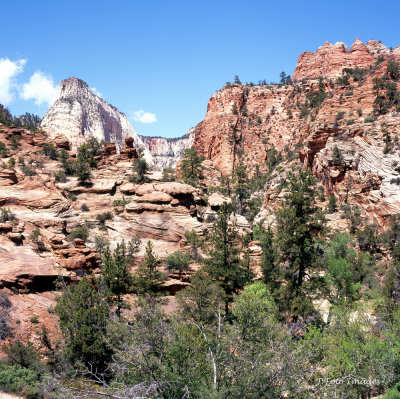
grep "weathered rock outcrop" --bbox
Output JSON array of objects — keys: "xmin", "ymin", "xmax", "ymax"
[
  {"xmin": 293, "ymin": 39, "xmax": 400, "ymax": 80},
  {"xmin": 41, "ymin": 78, "xmax": 152, "ymax": 161},
  {"xmin": 140, "ymin": 128, "xmax": 195, "ymax": 170}
]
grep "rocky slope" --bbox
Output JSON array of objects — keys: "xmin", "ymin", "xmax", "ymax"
[
  {"xmin": 191, "ymin": 39, "xmax": 400, "ymax": 226},
  {"xmin": 140, "ymin": 128, "xmax": 195, "ymax": 170},
  {"xmin": 41, "ymin": 78, "xmax": 152, "ymax": 162},
  {"xmin": 1, "ymin": 37, "xmax": 400, "ymax": 349}
]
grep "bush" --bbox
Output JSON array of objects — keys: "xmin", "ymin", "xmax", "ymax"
[
  {"xmin": 165, "ymin": 251, "xmax": 191, "ymax": 276},
  {"xmin": 0, "ymin": 290, "xmax": 12, "ymax": 340},
  {"xmin": 161, "ymin": 167, "xmax": 176, "ymax": 182},
  {"xmin": 130, "ymin": 151, "xmax": 149, "ymax": 183},
  {"xmin": 0, "ymin": 362, "xmax": 40, "ymax": 399},
  {"xmin": 96, "ymin": 211, "xmax": 113, "ymax": 225},
  {"xmin": 69, "ymin": 225, "xmax": 89, "ymax": 242},
  {"xmin": 54, "ymin": 170, "xmax": 67, "ymax": 183},
  {"xmin": 335, "ymin": 111, "xmax": 345, "ymax": 121},
  {"xmin": 0, "ymin": 208, "xmax": 16, "ymax": 223},
  {"xmin": 364, "ymin": 115, "xmax": 378, "ymax": 123},
  {"xmin": 21, "ymin": 165, "xmax": 36, "ymax": 176},
  {"xmin": 42, "ymin": 143, "xmax": 58, "ymax": 160},
  {"xmin": 0, "ymin": 141, "xmax": 9, "ymax": 158},
  {"xmin": 81, "ymin": 203, "xmax": 89, "ymax": 212},
  {"xmin": 113, "ymin": 197, "xmax": 130, "ymax": 207}
]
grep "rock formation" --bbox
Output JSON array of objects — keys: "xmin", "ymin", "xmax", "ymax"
[
  {"xmin": 140, "ymin": 128, "xmax": 195, "ymax": 170},
  {"xmin": 41, "ymin": 77, "xmax": 152, "ymax": 162}
]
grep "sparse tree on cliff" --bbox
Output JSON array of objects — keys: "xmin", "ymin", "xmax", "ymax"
[
  {"xmin": 180, "ymin": 147, "xmax": 205, "ymax": 186},
  {"xmin": 130, "ymin": 149, "xmax": 149, "ymax": 183}
]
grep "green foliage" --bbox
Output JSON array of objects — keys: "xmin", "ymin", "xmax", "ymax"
[
  {"xmin": 335, "ymin": 111, "xmax": 345, "ymax": 121},
  {"xmin": 276, "ymin": 170, "xmax": 325, "ymax": 319},
  {"xmin": 180, "ymin": 147, "xmax": 205, "ymax": 186},
  {"xmin": 76, "ymin": 137, "xmax": 102, "ymax": 168},
  {"xmin": 130, "ymin": 150, "xmax": 149, "ymax": 183},
  {"xmin": 258, "ymin": 227, "xmax": 279, "ymax": 291},
  {"xmin": 0, "ymin": 141, "xmax": 9, "ymax": 158},
  {"xmin": 133, "ymin": 241, "xmax": 166, "ymax": 294},
  {"xmin": 55, "ymin": 277, "xmax": 111, "ymax": 370},
  {"xmin": 101, "ymin": 242, "xmax": 134, "ymax": 315},
  {"xmin": 327, "ymin": 195, "xmax": 338, "ymax": 213},
  {"xmin": 165, "ymin": 250, "xmax": 191, "ymax": 276},
  {"xmin": 9, "ymin": 135, "xmax": 20, "ymax": 150},
  {"xmin": 112, "ymin": 197, "xmax": 130, "ymax": 207},
  {"xmin": 332, "ymin": 145, "xmax": 343, "ymax": 162},
  {"xmin": 325, "ymin": 233, "xmax": 360, "ymax": 303},
  {"xmin": 42, "ymin": 143, "xmax": 58, "ymax": 160},
  {"xmin": 53, "ymin": 169, "xmax": 67, "ymax": 183},
  {"xmin": 364, "ymin": 115, "xmax": 378, "ymax": 123},
  {"xmin": 21, "ymin": 164, "xmax": 37, "ymax": 176},
  {"xmin": 0, "ymin": 362, "xmax": 41, "ymax": 399},
  {"xmin": 203, "ymin": 203, "xmax": 252, "ymax": 314},
  {"xmin": 74, "ymin": 158, "xmax": 92, "ymax": 185},
  {"xmin": 161, "ymin": 166, "xmax": 176, "ymax": 182},
  {"xmin": 305, "ymin": 88, "xmax": 326, "ymax": 109},
  {"xmin": 0, "ymin": 207, "xmax": 16, "ymax": 223},
  {"xmin": 184, "ymin": 229, "xmax": 203, "ymax": 261},
  {"xmin": 96, "ymin": 211, "xmax": 113, "ymax": 229},
  {"xmin": 69, "ymin": 225, "xmax": 89, "ymax": 242},
  {"xmin": 387, "ymin": 60, "xmax": 399, "ymax": 80},
  {"xmin": 0, "ymin": 290, "xmax": 12, "ymax": 340}
]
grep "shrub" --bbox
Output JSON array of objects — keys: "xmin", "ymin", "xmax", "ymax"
[
  {"xmin": 335, "ymin": 111, "xmax": 345, "ymax": 121},
  {"xmin": 0, "ymin": 362, "xmax": 40, "ymax": 399},
  {"xmin": 0, "ymin": 208, "xmax": 16, "ymax": 223},
  {"xmin": 0, "ymin": 291, "xmax": 12, "ymax": 340},
  {"xmin": 54, "ymin": 170, "xmax": 67, "ymax": 183},
  {"xmin": 42, "ymin": 143, "xmax": 58, "ymax": 160},
  {"xmin": 332, "ymin": 145, "xmax": 343, "ymax": 162},
  {"xmin": 69, "ymin": 225, "xmax": 89, "ymax": 242},
  {"xmin": 327, "ymin": 195, "xmax": 338, "ymax": 213},
  {"xmin": 113, "ymin": 197, "xmax": 130, "ymax": 207},
  {"xmin": 0, "ymin": 141, "xmax": 9, "ymax": 158},
  {"xmin": 80, "ymin": 203, "xmax": 89, "ymax": 212},
  {"xmin": 74, "ymin": 158, "xmax": 92, "ymax": 185},
  {"xmin": 30, "ymin": 316, "xmax": 39, "ymax": 324},
  {"xmin": 8, "ymin": 157, "xmax": 15, "ymax": 168},
  {"xmin": 9, "ymin": 135, "xmax": 20, "ymax": 150},
  {"xmin": 96, "ymin": 211, "xmax": 113, "ymax": 224},
  {"xmin": 30, "ymin": 228, "xmax": 45, "ymax": 252},
  {"xmin": 165, "ymin": 251, "xmax": 191, "ymax": 276},
  {"xmin": 130, "ymin": 151, "xmax": 149, "ymax": 183},
  {"xmin": 387, "ymin": 60, "xmax": 399, "ymax": 80},
  {"xmin": 364, "ymin": 115, "xmax": 378, "ymax": 123},
  {"xmin": 161, "ymin": 167, "xmax": 176, "ymax": 182},
  {"xmin": 21, "ymin": 164, "xmax": 36, "ymax": 176}
]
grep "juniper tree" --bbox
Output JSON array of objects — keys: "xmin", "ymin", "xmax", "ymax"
[
  {"xmin": 101, "ymin": 241, "xmax": 134, "ymax": 316},
  {"xmin": 203, "ymin": 203, "xmax": 252, "ymax": 316},
  {"xmin": 275, "ymin": 170, "xmax": 325, "ymax": 320},
  {"xmin": 180, "ymin": 147, "xmax": 204, "ymax": 186}
]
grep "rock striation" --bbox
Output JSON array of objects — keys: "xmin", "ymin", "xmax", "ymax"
[
  {"xmin": 41, "ymin": 77, "xmax": 152, "ymax": 161},
  {"xmin": 292, "ymin": 39, "xmax": 400, "ymax": 80},
  {"xmin": 140, "ymin": 128, "xmax": 195, "ymax": 170}
]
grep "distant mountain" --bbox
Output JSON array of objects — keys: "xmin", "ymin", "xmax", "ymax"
[
  {"xmin": 41, "ymin": 77, "xmax": 152, "ymax": 162},
  {"xmin": 140, "ymin": 128, "xmax": 195, "ymax": 170}
]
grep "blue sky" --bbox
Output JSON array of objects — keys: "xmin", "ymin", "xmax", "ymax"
[{"xmin": 1, "ymin": 0, "xmax": 399, "ymax": 138}]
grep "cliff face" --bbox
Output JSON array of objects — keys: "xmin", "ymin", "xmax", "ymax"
[
  {"xmin": 140, "ymin": 129, "xmax": 195, "ymax": 170},
  {"xmin": 192, "ymin": 39, "xmax": 400, "ymax": 224},
  {"xmin": 41, "ymin": 78, "xmax": 151, "ymax": 159},
  {"xmin": 293, "ymin": 39, "xmax": 400, "ymax": 80}
]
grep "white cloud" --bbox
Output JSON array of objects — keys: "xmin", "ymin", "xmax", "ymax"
[
  {"xmin": 90, "ymin": 87, "xmax": 102, "ymax": 98},
  {"xmin": 132, "ymin": 110, "xmax": 157, "ymax": 124},
  {"xmin": 0, "ymin": 58, "xmax": 26, "ymax": 105},
  {"xmin": 20, "ymin": 71, "xmax": 59, "ymax": 106}
]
